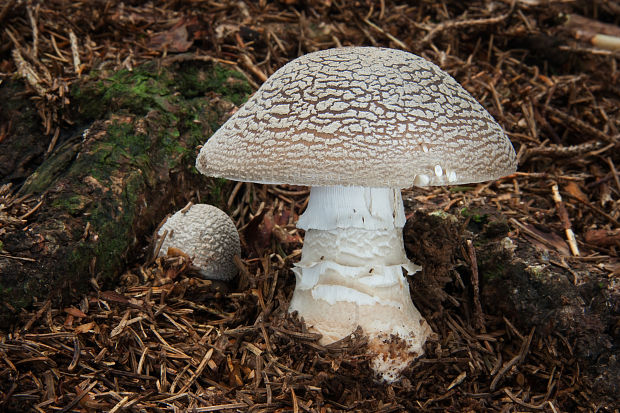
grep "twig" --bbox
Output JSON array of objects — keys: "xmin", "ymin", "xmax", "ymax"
[
  {"xmin": 180, "ymin": 201, "xmax": 193, "ymax": 213},
  {"xmin": 512, "ymin": 172, "xmax": 585, "ymax": 181},
  {"xmin": 240, "ymin": 53, "xmax": 268, "ymax": 82},
  {"xmin": 419, "ymin": 0, "xmax": 515, "ymax": 46},
  {"xmin": 26, "ymin": 4, "xmax": 39, "ymax": 58},
  {"xmin": 564, "ymin": 14, "xmax": 620, "ymax": 52},
  {"xmin": 504, "ymin": 388, "xmax": 548, "ymax": 410},
  {"xmin": 605, "ymin": 156, "xmax": 620, "ymax": 194},
  {"xmin": 21, "ymin": 300, "xmax": 52, "ymax": 332},
  {"xmin": 0, "ymin": 253, "xmax": 36, "ymax": 262},
  {"xmin": 46, "ymin": 126, "xmax": 61, "ymax": 153},
  {"xmin": 291, "ymin": 387, "xmax": 299, "ymax": 413},
  {"xmin": 522, "ymin": 141, "xmax": 604, "ymax": 161},
  {"xmin": 363, "ymin": 18, "xmax": 409, "ymax": 50},
  {"xmin": 59, "ymin": 381, "xmax": 98, "ymax": 413},
  {"xmin": 490, "ymin": 327, "xmax": 535, "ymax": 390},
  {"xmin": 69, "ymin": 30, "xmax": 81, "ymax": 75},
  {"xmin": 544, "ymin": 106, "xmax": 617, "ymax": 145},
  {"xmin": 563, "ymin": 192, "xmax": 620, "ymax": 227},
  {"xmin": 509, "ymin": 218, "xmax": 569, "ymax": 255},
  {"xmin": 67, "ymin": 336, "xmax": 80, "ymax": 371},
  {"xmin": 108, "ymin": 396, "xmax": 130, "ymax": 413},
  {"xmin": 11, "ymin": 48, "xmax": 48, "ymax": 96},
  {"xmin": 549, "ymin": 258, "xmax": 579, "ymax": 284},
  {"xmin": 551, "ymin": 183, "xmax": 579, "ymax": 256},
  {"xmin": 19, "ymin": 199, "xmax": 43, "ymax": 220},
  {"xmin": 558, "ymin": 44, "xmax": 620, "ymax": 57},
  {"xmin": 177, "ymin": 347, "xmax": 214, "ymax": 394},
  {"xmin": 466, "ymin": 240, "xmax": 484, "ymax": 330},
  {"xmin": 193, "ymin": 403, "xmax": 248, "ymax": 412}
]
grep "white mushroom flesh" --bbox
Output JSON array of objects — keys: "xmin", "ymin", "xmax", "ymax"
[{"xmin": 290, "ymin": 186, "xmax": 432, "ymax": 381}]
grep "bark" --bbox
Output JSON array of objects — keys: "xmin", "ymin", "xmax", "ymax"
[
  {"xmin": 0, "ymin": 80, "xmax": 47, "ymax": 183},
  {"xmin": 0, "ymin": 59, "xmax": 251, "ymax": 327},
  {"xmin": 404, "ymin": 209, "xmax": 619, "ymax": 403}
]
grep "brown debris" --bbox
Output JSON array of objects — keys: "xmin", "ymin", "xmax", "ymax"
[{"xmin": 1, "ymin": 0, "xmax": 619, "ymax": 411}]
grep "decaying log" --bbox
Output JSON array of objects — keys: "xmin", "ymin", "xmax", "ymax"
[
  {"xmin": 404, "ymin": 209, "xmax": 619, "ymax": 402},
  {"xmin": 0, "ymin": 59, "xmax": 251, "ymax": 327}
]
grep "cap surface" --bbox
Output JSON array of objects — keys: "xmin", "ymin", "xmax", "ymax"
[
  {"xmin": 157, "ymin": 204, "xmax": 240, "ymax": 280},
  {"xmin": 197, "ymin": 47, "xmax": 517, "ymax": 188}
]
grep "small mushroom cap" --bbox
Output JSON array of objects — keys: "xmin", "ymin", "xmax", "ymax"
[
  {"xmin": 156, "ymin": 204, "xmax": 240, "ymax": 281},
  {"xmin": 197, "ymin": 47, "xmax": 516, "ymax": 188}
]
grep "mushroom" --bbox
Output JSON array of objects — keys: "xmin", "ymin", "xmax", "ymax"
[
  {"xmin": 156, "ymin": 204, "xmax": 240, "ymax": 281},
  {"xmin": 196, "ymin": 47, "xmax": 517, "ymax": 380}
]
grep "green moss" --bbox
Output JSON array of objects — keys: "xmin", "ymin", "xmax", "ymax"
[
  {"xmin": 483, "ymin": 262, "xmax": 505, "ymax": 281},
  {"xmin": 461, "ymin": 207, "xmax": 488, "ymax": 224},
  {"xmin": 429, "ymin": 210, "xmax": 458, "ymax": 223},
  {"xmin": 72, "ymin": 61, "xmax": 251, "ymax": 122},
  {"xmin": 205, "ymin": 177, "xmax": 233, "ymax": 207},
  {"xmin": 20, "ymin": 139, "xmax": 81, "ymax": 195},
  {"xmin": 0, "ymin": 285, "xmax": 32, "ymax": 309},
  {"xmin": 449, "ymin": 186, "xmax": 476, "ymax": 192},
  {"xmin": 526, "ymin": 265, "xmax": 547, "ymax": 280},
  {"xmin": 51, "ymin": 194, "xmax": 91, "ymax": 215},
  {"xmin": 175, "ymin": 64, "xmax": 252, "ymax": 105},
  {"xmin": 3, "ymin": 60, "xmax": 253, "ymax": 320},
  {"xmin": 62, "ymin": 170, "xmax": 141, "ymax": 282},
  {"xmin": 94, "ymin": 175, "xmax": 139, "ymax": 278},
  {"xmin": 72, "ymin": 65, "xmax": 173, "ymax": 119}
]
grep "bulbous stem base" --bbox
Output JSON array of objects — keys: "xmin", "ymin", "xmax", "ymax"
[{"xmin": 289, "ymin": 186, "xmax": 432, "ymax": 381}]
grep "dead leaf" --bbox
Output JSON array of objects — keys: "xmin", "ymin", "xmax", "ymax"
[
  {"xmin": 165, "ymin": 246, "xmax": 190, "ymax": 259},
  {"xmin": 564, "ymin": 182, "xmax": 587, "ymax": 202},
  {"xmin": 243, "ymin": 205, "xmax": 269, "ymax": 255},
  {"xmin": 584, "ymin": 228, "xmax": 620, "ymax": 247},
  {"xmin": 64, "ymin": 307, "xmax": 87, "ymax": 318},
  {"xmin": 272, "ymin": 224, "xmax": 301, "ymax": 245},
  {"xmin": 447, "ymin": 371, "xmax": 467, "ymax": 390},
  {"xmin": 100, "ymin": 290, "xmax": 130, "ymax": 304},
  {"xmin": 149, "ymin": 20, "xmax": 194, "ymax": 52},
  {"xmin": 599, "ymin": 260, "xmax": 620, "ymax": 276},
  {"xmin": 74, "ymin": 322, "xmax": 96, "ymax": 334},
  {"xmin": 519, "ymin": 221, "xmax": 571, "ymax": 256}
]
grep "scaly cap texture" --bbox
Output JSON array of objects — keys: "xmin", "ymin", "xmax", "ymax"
[
  {"xmin": 197, "ymin": 47, "xmax": 517, "ymax": 188},
  {"xmin": 157, "ymin": 204, "xmax": 240, "ymax": 280}
]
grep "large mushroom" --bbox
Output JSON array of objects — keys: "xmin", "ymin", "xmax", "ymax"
[{"xmin": 196, "ymin": 47, "xmax": 517, "ymax": 380}]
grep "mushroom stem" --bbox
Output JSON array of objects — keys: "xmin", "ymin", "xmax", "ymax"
[{"xmin": 290, "ymin": 186, "xmax": 432, "ymax": 381}]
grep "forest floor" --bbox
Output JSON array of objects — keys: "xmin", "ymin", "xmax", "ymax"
[{"xmin": 0, "ymin": 0, "xmax": 619, "ymax": 411}]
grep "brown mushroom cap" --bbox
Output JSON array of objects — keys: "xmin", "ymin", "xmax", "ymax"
[{"xmin": 197, "ymin": 47, "xmax": 517, "ymax": 188}]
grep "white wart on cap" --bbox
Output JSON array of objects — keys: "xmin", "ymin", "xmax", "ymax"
[
  {"xmin": 157, "ymin": 204, "xmax": 240, "ymax": 281},
  {"xmin": 196, "ymin": 47, "xmax": 516, "ymax": 188}
]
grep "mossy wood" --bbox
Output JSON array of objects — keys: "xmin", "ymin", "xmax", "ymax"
[
  {"xmin": 404, "ymin": 210, "xmax": 618, "ymax": 400},
  {"xmin": 0, "ymin": 81, "xmax": 48, "ymax": 184},
  {"xmin": 0, "ymin": 59, "xmax": 251, "ymax": 326}
]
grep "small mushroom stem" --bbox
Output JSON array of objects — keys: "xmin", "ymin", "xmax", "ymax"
[{"xmin": 290, "ymin": 186, "xmax": 432, "ymax": 381}]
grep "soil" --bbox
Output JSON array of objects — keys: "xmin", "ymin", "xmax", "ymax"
[{"xmin": 0, "ymin": 0, "xmax": 619, "ymax": 411}]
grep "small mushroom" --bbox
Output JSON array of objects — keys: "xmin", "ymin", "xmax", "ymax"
[
  {"xmin": 156, "ymin": 204, "xmax": 240, "ymax": 281},
  {"xmin": 196, "ymin": 47, "xmax": 517, "ymax": 380}
]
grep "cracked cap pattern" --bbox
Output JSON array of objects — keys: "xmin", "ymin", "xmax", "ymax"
[
  {"xmin": 197, "ymin": 47, "xmax": 517, "ymax": 188},
  {"xmin": 157, "ymin": 204, "xmax": 240, "ymax": 281}
]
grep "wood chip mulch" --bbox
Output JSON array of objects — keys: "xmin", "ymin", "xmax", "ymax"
[{"xmin": 1, "ymin": 0, "xmax": 618, "ymax": 411}]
